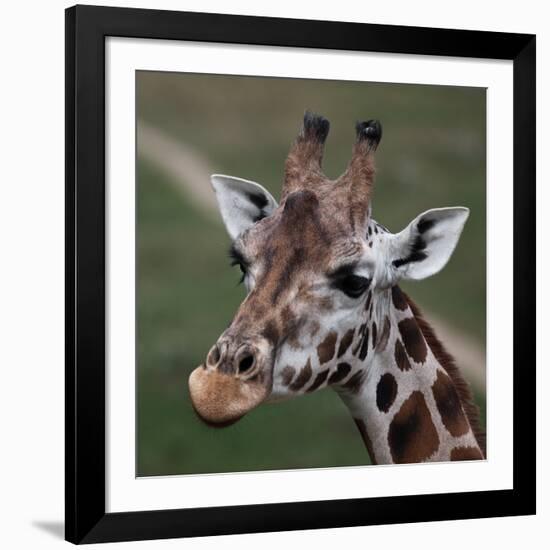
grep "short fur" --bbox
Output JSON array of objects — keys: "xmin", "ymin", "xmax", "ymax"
[
  {"xmin": 190, "ymin": 112, "xmax": 482, "ymax": 463},
  {"xmin": 404, "ymin": 292, "xmax": 486, "ymax": 456}
]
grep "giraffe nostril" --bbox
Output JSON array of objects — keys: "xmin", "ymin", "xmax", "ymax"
[
  {"xmin": 237, "ymin": 353, "xmax": 255, "ymax": 374},
  {"xmin": 206, "ymin": 344, "xmax": 221, "ymax": 367}
]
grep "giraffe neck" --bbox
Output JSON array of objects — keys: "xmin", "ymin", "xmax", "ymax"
[{"xmin": 335, "ymin": 286, "xmax": 484, "ymax": 464}]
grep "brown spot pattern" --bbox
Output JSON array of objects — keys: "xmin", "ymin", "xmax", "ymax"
[
  {"xmin": 352, "ymin": 323, "xmax": 366, "ymax": 355},
  {"xmin": 391, "ymin": 285, "xmax": 408, "ymax": 311},
  {"xmin": 405, "ymin": 294, "xmax": 486, "ymax": 456},
  {"xmin": 432, "ymin": 370, "xmax": 470, "ymax": 437},
  {"xmin": 328, "ymin": 362, "xmax": 351, "ymax": 384},
  {"xmin": 354, "ymin": 418, "xmax": 377, "ymax": 464},
  {"xmin": 365, "ymin": 290, "xmax": 372, "ymax": 311},
  {"xmin": 376, "ymin": 373, "xmax": 398, "ymax": 413},
  {"xmin": 337, "ymin": 328, "xmax": 355, "ymax": 358},
  {"xmin": 281, "ymin": 366, "xmax": 295, "ymax": 386},
  {"xmin": 388, "ymin": 391, "xmax": 440, "ymax": 463},
  {"xmin": 317, "ymin": 331, "xmax": 338, "ymax": 364},
  {"xmin": 450, "ymin": 446, "xmax": 484, "ymax": 461},
  {"xmin": 261, "ymin": 319, "xmax": 280, "ymax": 345},
  {"xmin": 358, "ymin": 327, "xmax": 370, "ymax": 361},
  {"xmin": 404, "ymin": 293, "xmax": 486, "ymax": 456},
  {"xmin": 398, "ymin": 317, "xmax": 428, "ymax": 363},
  {"xmin": 306, "ymin": 370, "xmax": 329, "ymax": 392},
  {"xmin": 289, "ymin": 359, "xmax": 312, "ymax": 391},
  {"xmin": 376, "ymin": 317, "xmax": 391, "ymax": 352},
  {"xmin": 394, "ymin": 339, "xmax": 412, "ymax": 371},
  {"xmin": 342, "ymin": 369, "xmax": 365, "ymax": 394}
]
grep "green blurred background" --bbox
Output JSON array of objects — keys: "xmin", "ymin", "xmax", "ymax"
[{"xmin": 136, "ymin": 72, "xmax": 486, "ymax": 476}]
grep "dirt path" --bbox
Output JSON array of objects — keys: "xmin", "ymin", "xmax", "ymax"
[
  {"xmin": 137, "ymin": 120, "xmax": 218, "ymax": 217},
  {"xmin": 137, "ymin": 119, "xmax": 486, "ymax": 390}
]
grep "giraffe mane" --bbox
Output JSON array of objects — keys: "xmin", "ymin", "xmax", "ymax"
[{"xmin": 403, "ymin": 292, "xmax": 486, "ymax": 457}]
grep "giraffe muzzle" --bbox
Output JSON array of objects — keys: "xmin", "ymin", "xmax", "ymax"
[{"xmin": 188, "ymin": 339, "xmax": 272, "ymax": 426}]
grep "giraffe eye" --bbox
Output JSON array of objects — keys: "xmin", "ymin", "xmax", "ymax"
[{"xmin": 334, "ymin": 274, "xmax": 371, "ymax": 298}]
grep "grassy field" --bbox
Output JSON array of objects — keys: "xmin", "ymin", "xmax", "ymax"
[{"xmin": 136, "ymin": 73, "xmax": 486, "ymax": 476}]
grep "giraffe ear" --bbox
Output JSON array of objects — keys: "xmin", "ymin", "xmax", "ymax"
[
  {"xmin": 389, "ymin": 207, "xmax": 469, "ymax": 281},
  {"xmin": 211, "ymin": 174, "xmax": 278, "ymax": 240}
]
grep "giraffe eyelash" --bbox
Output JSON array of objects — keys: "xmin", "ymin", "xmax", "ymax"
[
  {"xmin": 228, "ymin": 244, "xmax": 248, "ymax": 284},
  {"xmin": 228, "ymin": 243, "xmax": 247, "ymax": 267}
]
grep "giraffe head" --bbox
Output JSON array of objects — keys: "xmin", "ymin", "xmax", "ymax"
[{"xmin": 188, "ymin": 112, "xmax": 469, "ymax": 426}]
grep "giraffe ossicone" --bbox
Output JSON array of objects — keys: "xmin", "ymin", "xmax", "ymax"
[{"xmin": 188, "ymin": 111, "xmax": 485, "ymax": 464}]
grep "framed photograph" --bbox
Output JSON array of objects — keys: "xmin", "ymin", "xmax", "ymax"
[{"xmin": 65, "ymin": 5, "xmax": 535, "ymax": 544}]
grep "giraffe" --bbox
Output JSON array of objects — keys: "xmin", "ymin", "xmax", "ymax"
[{"xmin": 188, "ymin": 112, "xmax": 485, "ymax": 464}]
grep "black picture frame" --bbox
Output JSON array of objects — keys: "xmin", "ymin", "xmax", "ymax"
[{"xmin": 65, "ymin": 4, "xmax": 536, "ymax": 544}]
